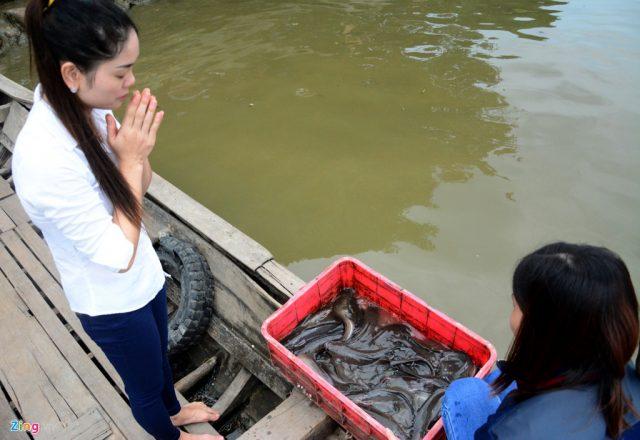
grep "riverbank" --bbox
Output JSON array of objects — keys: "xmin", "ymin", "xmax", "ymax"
[{"xmin": 0, "ymin": 0, "xmax": 156, "ymax": 55}]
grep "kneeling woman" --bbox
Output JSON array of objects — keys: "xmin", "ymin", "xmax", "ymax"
[{"xmin": 442, "ymin": 243, "xmax": 640, "ymax": 439}]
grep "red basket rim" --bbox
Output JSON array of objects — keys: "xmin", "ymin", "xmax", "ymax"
[{"xmin": 261, "ymin": 256, "xmax": 498, "ymax": 440}]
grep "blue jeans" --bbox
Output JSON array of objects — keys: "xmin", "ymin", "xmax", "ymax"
[
  {"xmin": 76, "ymin": 284, "xmax": 182, "ymax": 440},
  {"xmin": 442, "ymin": 370, "xmax": 516, "ymax": 440}
]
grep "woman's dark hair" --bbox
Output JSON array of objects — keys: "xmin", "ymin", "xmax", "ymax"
[
  {"xmin": 25, "ymin": 0, "xmax": 141, "ymax": 225},
  {"xmin": 493, "ymin": 242, "xmax": 638, "ymax": 438}
]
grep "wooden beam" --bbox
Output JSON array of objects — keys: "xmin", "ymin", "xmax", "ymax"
[
  {"xmin": 147, "ymin": 173, "xmax": 273, "ymax": 271},
  {"xmin": 15, "ymin": 222, "xmax": 59, "ymax": 282},
  {"xmin": 175, "ymin": 356, "xmax": 218, "ymax": 394},
  {"xmin": 1, "ymin": 101, "xmax": 30, "ymax": 152},
  {"xmin": 207, "ymin": 315, "xmax": 291, "ymax": 400},
  {"xmin": 0, "ymin": 157, "xmax": 12, "ymax": 177},
  {"xmin": 0, "ymin": 377, "xmax": 30, "ymax": 440},
  {"xmin": 212, "ymin": 368, "xmax": 254, "ymax": 418},
  {"xmin": 175, "ymin": 393, "xmax": 220, "ymax": 436},
  {"xmin": 0, "ymin": 194, "xmax": 29, "ymax": 226},
  {"xmin": 0, "ymin": 102, "xmax": 11, "ymax": 124},
  {"xmin": 0, "ymin": 175, "xmax": 12, "ymax": 200},
  {"xmin": 0, "ymin": 74, "xmax": 33, "ymax": 106},
  {"xmin": 49, "ymin": 407, "xmax": 112, "ymax": 440},
  {"xmin": 0, "ymin": 208, "xmax": 14, "ymax": 232},
  {"xmin": 238, "ymin": 391, "xmax": 335, "ymax": 440},
  {"xmin": 256, "ymin": 260, "xmax": 306, "ymax": 300}
]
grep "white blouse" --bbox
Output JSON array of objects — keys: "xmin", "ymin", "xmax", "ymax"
[{"xmin": 12, "ymin": 84, "xmax": 165, "ymax": 316}]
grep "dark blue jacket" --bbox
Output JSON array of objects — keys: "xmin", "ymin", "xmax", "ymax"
[{"xmin": 476, "ymin": 365, "xmax": 640, "ymax": 439}]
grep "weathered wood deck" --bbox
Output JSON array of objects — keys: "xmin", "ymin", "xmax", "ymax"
[{"xmin": 0, "ymin": 174, "xmax": 219, "ymax": 439}]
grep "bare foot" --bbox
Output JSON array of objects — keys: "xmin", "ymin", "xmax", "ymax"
[
  {"xmin": 178, "ymin": 431, "xmax": 223, "ymax": 440},
  {"xmin": 171, "ymin": 401, "xmax": 220, "ymax": 426}
]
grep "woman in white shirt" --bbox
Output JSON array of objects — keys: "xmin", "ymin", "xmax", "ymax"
[{"xmin": 14, "ymin": 1, "xmax": 221, "ymax": 439}]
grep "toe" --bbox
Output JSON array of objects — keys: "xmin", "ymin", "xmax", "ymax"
[{"xmin": 206, "ymin": 410, "xmax": 219, "ymax": 421}]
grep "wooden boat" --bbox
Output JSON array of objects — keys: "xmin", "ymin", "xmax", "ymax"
[{"xmin": 0, "ymin": 73, "xmax": 346, "ymax": 439}]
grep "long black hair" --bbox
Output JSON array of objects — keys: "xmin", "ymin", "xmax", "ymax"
[
  {"xmin": 493, "ymin": 242, "xmax": 638, "ymax": 438},
  {"xmin": 24, "ymin": 0, "xmax": 141, "ymax": 225}
]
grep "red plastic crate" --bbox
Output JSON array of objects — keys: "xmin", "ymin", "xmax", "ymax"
[{"xmin": 262, "ymin": 257, "xmax": 497, "ymax": 440}]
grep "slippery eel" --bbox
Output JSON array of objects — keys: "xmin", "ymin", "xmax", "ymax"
[
  {"xmin": 284, "ymin": 308, "xmax": 344, "ymax": 355},
  {"xmin": 411, "ymin": 388, "xmax": 445, "ymax": 440},
  {"xmin": 298, "ymin": 353, "xmax": 328, "ymax": 378},
  {"xmin": 350, "ymin": 388, "xmax": 415, "ymax": 437},
  {"xmin": 331, "ymin": 288, "xmax": 361, "ymax": 341},
  {"xmin": 284, "ymin": 288, "xmax": 476, "ymax": 440}
]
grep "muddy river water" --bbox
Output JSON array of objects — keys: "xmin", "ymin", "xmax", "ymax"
[{"xmin": 1, "ymin": 0, "xmax": 638, "ymax": 355}]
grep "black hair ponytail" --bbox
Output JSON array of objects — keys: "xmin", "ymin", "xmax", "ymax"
[
  {"xmin": 493, "ymin": 242, "xmax": 639, "ymax": 438},
  {"xmin": 24, "ymin": 0, "xmax": 141, "ymax": 225}
]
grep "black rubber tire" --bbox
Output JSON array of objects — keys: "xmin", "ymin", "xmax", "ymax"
[{"xmin": 155, "ymin": 236, "xmax": 214, "ymax": 354}]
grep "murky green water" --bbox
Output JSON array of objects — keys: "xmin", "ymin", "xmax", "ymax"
[{"xmin": 2, "ymin": 0, "xmax": 639, "ymax": 355}]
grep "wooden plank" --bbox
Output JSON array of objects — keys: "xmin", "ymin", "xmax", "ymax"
[
  {"xmin": 1, "ymin": 229, "xmax": 121, "ymax": 390},
  {"xmin": 209, "ymin": 256, "xmax": 280, "ymax": 351},
  {"xmin": 0, "ymin": 175, "xmax": 12, "ymax": 199},
  {"xmin": 257, "ymin": 260, "xmax": 306, "ymax": 301},
  {"xmin": 0, "ymin": 133, "xmax": 12, "ymax": 156},
  {"xmin": 0, "ymin": 74, "xmax": 33, "ymax": 106},
  {"xmin": 50, "ymin": 407, "xmax": 112, "ymax": 440},
  {"xmin": 175, "ymin": 393, "xmax": 221, "ymax": 435},
  {"xmin": 0, "ymin": 102, "xmax": 11, "ymax": 123},
  {"xmin": 255, "ymin": 266, "xmax": 293, "ymax": 302},
  {"xmin": 1, "ymin": 101, "xmax": 30, "ymax": 151},
  {"xmin": 0, "ymin": 156, "xmax": 12, "ymax": 176},
  {"xmin": 212, "ymin": 368, "xmax": 254, "ymax": 418},
  {"xmin": 0, "ymin": 387, "xmax": 30, "ymax": 440},
  {"xmin": 16, "ymin": 222, "xmax": 59, "ymax": 282},
  {"xmin": 0, "ymin": 268, "xmax": 109, "ymax": 438},
  {"xmin": 0, "ymin": 207, "xmax": 14, "ymax": 232},
  {"xmin": 175, "ymin": 356, "xmax": 218, "ymax": 394},
  {"xmin": 238, "ymin": 391, "xmax": 335, "ymax": 440},
  {"xmin": 0, "ymin": 272, "xmax": 74, "ymax": 434},
  {"xmin": 0, "ymin": 230, "xmax": 219, "ymax": 437},
  {"xmin": 207, "ymin": 315, "xmax": 291, "ymax": 400},
  {"xmin": 147, "ymin": 173, "xmax": 273, "ymax": 271},
  {"xmin": 0, "ymin": 242, "xmax": 146, "ymax": 439},
  {"xmin": 0, "ymin": 194, "xmax": 29, "ymax": 225}
]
